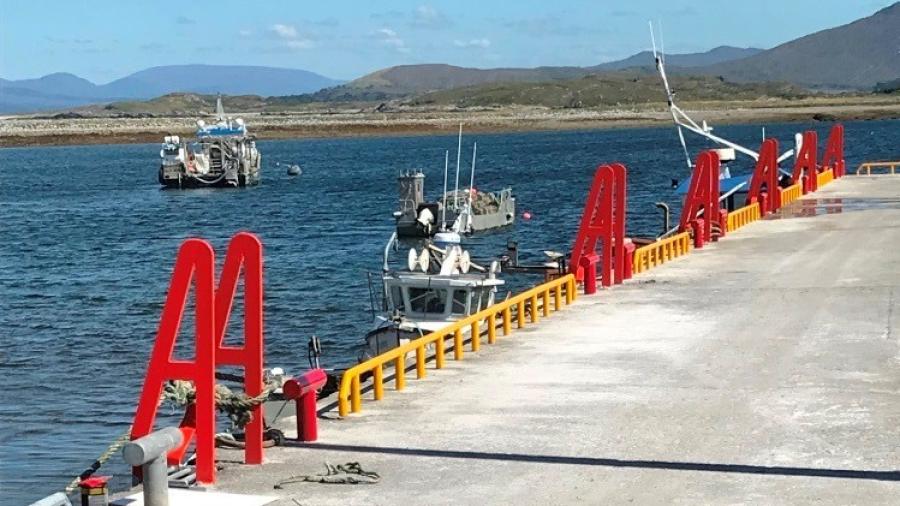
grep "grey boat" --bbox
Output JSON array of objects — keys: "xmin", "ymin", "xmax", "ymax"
[{"xmin": 394, "ymin": 129, "xmax": 515, "ymax": 238}]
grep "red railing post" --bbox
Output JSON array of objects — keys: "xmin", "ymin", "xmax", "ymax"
[
  {"xmin": 679, "ymin": 151, "xmax": 721, "ymax": 244},
  {"xmin": 747, "ymin": 138, "xmax": 781, "ymax": 213},
  {"xmin": 568, "ymin": 163, "xmax": 627, "ymax": 289},
  {"xmin": 793, "ymin": 131, "xmax": 819, "ymax": 193},
  {"xmin": 131, "ymin": 239, "xmax": 217, "ymax": 483},
  {"xmin": 822, "ymin": 124, "xmax": 845, "ymax": 178}
]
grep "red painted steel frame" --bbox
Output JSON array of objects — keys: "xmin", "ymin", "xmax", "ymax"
[
  {"xmin": 131, "ymin": 239, "xmax": 217, "ymax": 483},
  {"xmin": 214, "ymin": 232, "xmax": 265, "ymax": 465},
  {"xmin": 822, "ymin": 124, "xmax": 845, "ymax": 178},
  {"xmin": 679, "ymin": 151, "xmax": 721, "ymax": 244},
  {"xmin": 793, "ymin": 131, "xmax": 819, "ymax": 193},
  {"xmin": 131, "ymin": 232, "xmax": 265, "ymax": 484},
  {"xmin": 747, "ymin": 139, "xmax": 781, "ymax": 212},
  {"xmin": 568, "ymin": 163, "xmax": 627, "ymax": 288}
]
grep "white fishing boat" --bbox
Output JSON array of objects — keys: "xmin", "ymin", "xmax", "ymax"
[
  {"xmin": 158, "ymin": 96, "xmax": 261, "ymax": 188},
  {"xmin": 362, "ymin": 232, "xmax": 504, "ymax": 360}
]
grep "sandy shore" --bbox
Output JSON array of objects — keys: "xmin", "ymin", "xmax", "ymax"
[{"xmin": 2, "ymin": 101, "xmax": 899, "ymax": 148}]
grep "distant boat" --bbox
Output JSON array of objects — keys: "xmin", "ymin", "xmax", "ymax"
[
  {"xmin": 393, "ymin": 125, "xmax": 515, "ymax": 238},
  {"xmin": 158, "ymin": 96, "xmax": 261, "ymax": 188}
]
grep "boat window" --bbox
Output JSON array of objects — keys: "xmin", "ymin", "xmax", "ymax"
[
  {"xmin": 450, "ymin": 290, "xmax": 469, "ymax": 316},
  {"xmin": 388, "ymin": 286, "xmax": 404, "ymax": 311},
  {"xmin": 408, "ymin": 287, "xmax": 448, "ymax": 315}
]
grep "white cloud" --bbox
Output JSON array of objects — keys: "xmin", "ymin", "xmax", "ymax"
[
  {"xmin": 271, "ymin": 24, "xmax": 299, "ymax": 39},
  {"xmin": 453, "ymin": 38, "xmax": 491, "ymax": 49},
  {"xmin": 413, "ymin": 5, "xmax": 449, "ymax": 28},
  {"xmin": 238, "ymin": 29, "xmax": 253, "ymax": 37},
  {"xmin": 375, "ymin": 27, "xmax": 410, "ymax": 53},
  {"xmin": 268, "ymin": 23, "xmax": 314, "ymax": 50}
]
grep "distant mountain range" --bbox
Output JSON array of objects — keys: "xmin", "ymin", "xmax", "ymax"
[
  {"xmin": 704, "ymin": 3, "xmax": 900, "ymax": 89},
  {"xmin": 0, "ymin": 65, "xmax": 342, "ymax": 113},
  {"xmin": 2, "ymin": 4, "xmax": 897, "ymax": 114},
  {"xmin": 307, "ymin": 46, "xmax": 764, "ymax": 102}
]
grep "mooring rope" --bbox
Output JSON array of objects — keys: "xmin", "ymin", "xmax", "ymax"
[
  {"xmin": 273, "ymin": 462, "xmax": 381, "ymax": 488},
  {"xmin": 61, "ymin": 378, "xmax": 273, "ymax": 495}
]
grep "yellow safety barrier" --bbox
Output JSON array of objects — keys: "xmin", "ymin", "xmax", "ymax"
[
  {"xmin": 726, "ymin": 202, "xmax": 760, "ymax": 233},
  {"xmin": 780, "ymin": 183, "xmax": 803, "ymax": 206},
  {"xmin": 816, "ymin": 168, "xmax": 834, "ymax": 188},
  {"xmin": 632, "ymin": 232, "xmax": 691, "ymax": 274},
  {"xmin": 857, "ymin": 161, "xmax": 900, "ymax": 175},
  {"xmin": 337, "ymin": 274, "xmax": 578, "ymax": 416}
]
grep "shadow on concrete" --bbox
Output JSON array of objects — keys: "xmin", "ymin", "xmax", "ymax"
[{"xmin": 283, "ymin": 442, "xmax": 900, "ymax": 482}]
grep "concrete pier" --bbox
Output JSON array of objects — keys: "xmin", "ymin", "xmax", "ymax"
[{"xmin": 216, "ymin": 176, "xmax": 900, "ymax": 505}]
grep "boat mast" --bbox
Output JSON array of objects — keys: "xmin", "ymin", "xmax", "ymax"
[
  {"xmin": 468, "ymin": 142, "xmax": 477, "ymax": 193},
  {"xmin": 442, "ymin": 150, "xmax": 449, "ymax": 229},
  {"xmin": 454, "ymin": 123, "xmax": 462, "ymax": 210}
]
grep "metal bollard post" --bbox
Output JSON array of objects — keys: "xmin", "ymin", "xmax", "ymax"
[{"xmin": 122, "ymin": 427, "xmax": 183, "ymax": 506}]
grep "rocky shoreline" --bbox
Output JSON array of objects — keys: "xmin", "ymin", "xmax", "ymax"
[{"xmin": 2, "ymin": 101, "xmax": 899, "ymax": 148}]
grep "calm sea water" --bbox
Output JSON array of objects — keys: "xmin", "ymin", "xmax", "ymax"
[{"xmin": 1, "ymin": 121, "xmax": 897, "ymax": 503}]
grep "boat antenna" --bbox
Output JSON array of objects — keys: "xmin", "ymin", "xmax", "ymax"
[
  {"xmin": 468, "ymin": 141, "xmax": 477, "ymax": 193},
  {"xmin": 442, "ymin": 149, "xmax": 449, "ymax": 229},
  {"xmin": 215, "ymin": 93, "xmax": 225, "ymax": 122},
  {"xmin": 454, "ymin": 122, "xmax": 463, "ymax": 210},
  {"xmin": 651, "ymin": 21, "xmax": 691, "ymax": 170}
]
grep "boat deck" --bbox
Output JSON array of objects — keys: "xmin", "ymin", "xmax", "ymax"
[{"xmin": 210, "ymin": 176, "xmax": 900, "ymax": 505}]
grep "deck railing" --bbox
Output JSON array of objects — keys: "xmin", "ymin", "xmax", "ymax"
[
  {"xmin": 857, "ymin": 161, "xmax": 900, "ymax": 175},
  {"xmin": 338, "ymin": 274, "xmax": 577, "ymax": 416},
  {"xmin": 780, "ymin": 183, "xmax": 803, "ymax": 207},
  {"xmin": 726, "ymin": 202, "xmax": 761, "ymax": 233},
  {"xmin": 816, "ymin": 168, "xmax": 835, "ymax": 188},
  {"xmin": 632, "ymin": 232, "xmax": 691, "ymax": 274}
]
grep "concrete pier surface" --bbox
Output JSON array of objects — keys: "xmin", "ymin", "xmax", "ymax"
[{"xmin": 216, "ymin": 176, "xmax": 900, "ymax": 505}]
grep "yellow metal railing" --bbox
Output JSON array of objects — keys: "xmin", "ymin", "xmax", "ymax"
[
  {"xmin": 857, "ymin": 161, "xmax": 900, "ymax": 175},
  {"xmin": 726, "ymin": 202, "xmax": 760, "ymax": 232},
  {"xmin": 780, "ymin": 183, "xmax": 803, "ymax": 206},
  {"xmin": 632, "ymin": 232, "xmax": 691, "ymax": 274},
  {"xmin": 338, "ymin": 274, "xmax": 578, "ymax": 416},
  {"xmin": 816, "ymin": 168, "xmax": 834, "ymax": 188}
]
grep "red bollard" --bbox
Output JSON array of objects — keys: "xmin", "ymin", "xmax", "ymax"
[
  {"xmin": 623, "ymin": 241, "xmax": 635, "ymax": 280},
  {"xmin": 580, "ymin": 254, "xmax": 599, "ymax": 294},
  {"xmin": 283, "ymin": 369, "xmax": 328, "ymax": 442},
  {"xmin": 691, "ymin": 219, "xmax": 705, "ymax": 249},
  {"xmin": 759, "ymin": 192, "xmax": 769, "ymax": 215}
]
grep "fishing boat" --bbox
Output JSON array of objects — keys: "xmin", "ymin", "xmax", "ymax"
[
  {"xmin": 158, "ymin": 96, "xmax": 261, "ymax": 188},
  {"xmin": 650, "ymin": 24, "xmax": 799, "ymax": 235},
  {"xmin": 393, "ymin": 125, "xmax": 515, "ymax": 238},
  {"xmin": 361, "ymin": 232, "xmax": 505, "ymax": 360}
]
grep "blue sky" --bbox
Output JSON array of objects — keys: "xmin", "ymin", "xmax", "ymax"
[{"xmin": 0, "ymin": 0, "xmax": 895, "ymax": 83}]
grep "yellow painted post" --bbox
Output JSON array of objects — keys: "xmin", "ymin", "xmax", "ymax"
[
  {"xmin": 554, "ymin": 284, "xmax": 562, "ymax": 310},
  {"xmin": 502, "ymin": 307, "xmax": 512, "ymax": 335},
  {"xmin": 542, "ymin": 290, "xmax": 550, "ymax": 317},
  {"xmin": 339, "ymin": 394, "xmax": 348, "ymax": 417},
  {"xmin": 373, "ymin": 364, "xmax": 384, "ymax": 400},
  {"xmin": 487, "ymin": 313, "xmax": 497, "ymax": 344},
  {"xmin": 415, "ymin": 346, "xmax": 426, "ymax": 379},
  {"xmin": 351, "ymin": 375, "xmax": 361, "ymax": 413},
  {"xmin": 435, "ymin": 334, "xmax": 445, "ymax": 369},
  {"xmin": 454, "ymin": 328, "xmax": 464, "ymax": 360},
  {"xmin": 569, "ymin": 277, "xmax": 577, "ymax": 302},
  {"xmin": 394, "ymin": 354, "xmax": 405, "ymax": 390},
  {"xmin": 517, "ymin": 300, "xmax": 525, "ymax": 328},
  {"xmin": 530, "ymin": 294, "xmax": 539, "ymax": 323},
  {"xmin": 471, "ymin": 320, "xmax": 480, "ymax": 351}
]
